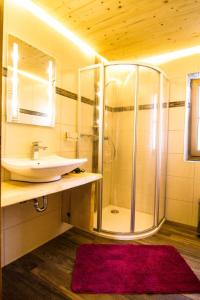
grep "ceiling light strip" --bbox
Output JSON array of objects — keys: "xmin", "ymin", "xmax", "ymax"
[
  {"xmin": 141, "ymin": 46, "xmax": 200, "ymax": 65},
  {"xmin": 14, "ymin": 0, "xmax": 107, "ymax": 62}
]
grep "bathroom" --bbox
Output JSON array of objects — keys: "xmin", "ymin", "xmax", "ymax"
[{"xmin": 0, "ymin": 0, "xmax": 200, "ymax": 299}]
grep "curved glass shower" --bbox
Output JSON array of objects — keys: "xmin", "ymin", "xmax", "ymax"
[{"xmin": 78, "ymin": 62, "xmax": 169, "ymax": 239}]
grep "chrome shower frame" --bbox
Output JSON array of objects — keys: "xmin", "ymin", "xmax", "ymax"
[{"xmin": 78, "ymin": 61, "xmax": 169, "ymax": 240}]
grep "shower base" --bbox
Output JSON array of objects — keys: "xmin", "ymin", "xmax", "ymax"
[{"xmin": 94, "ymin": 205, "xmax": 154, "ymax": 233}]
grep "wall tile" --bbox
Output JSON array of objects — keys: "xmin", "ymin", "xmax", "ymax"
[
  {"xmin": 79, "ymin": 151, "xmax": 93, "ymax": 172},
  {"xmin": 60, "ymin": 124, "xmax": 77, "ymax": 153},
  {"xmin": 192, "ymin": 178, "xmax": 200, "ymax": 227},
  {"xmin": 60, "ymin": 97, "xmax": 77, "ymax": 126},
  {"xmin": 167, "ymin": 153, "xmax": 194, "ymax": 178},
  {"xmin": 194, "ymin": 163, "xmax": 200, "ymax": 178},
  {"xmin": 168, "ymin": 130, "xmax": 184, "ymax": 154},
  {"xmin": 80, "ymin": 103, "xmax": 94, "ymax": 135},
  {"xmin": 3, "ymin": 193, "xmax": 62, "ymax": 230},
  {"xmin": 4, "ymin": 209, "xmax": 70, "ymax": 265},
  {"xmin": 135, "ymin": 192, "xmax": 155, "ymax": 215},
  {"xmin": 137, "ymin": 110, "xmax": 153, "ymax": 132},
  {"xmin": 113, "ymin": 184, "xmax": 131, "ymax": 209},
  {"xmin": 166, "ymin": 198, "xmax": 193, "ymax": 225},
  {"xmin": 79, "ymin": 136, "xmax": 93, "ymax": 152},
  {"xmin": 168, "ymin": 107, "xmax": 185, "ymax": 131},
  {"xmin": 169, "ymin": 80, "xmax": 186, "ymax": 101},
  {"xmin": 166, "ymin": 176, "xmax": 193, "ymax": 202},
  {"xmin": 4, "ymin": 123, "xmax": 61, "ymax": 158},
  {"xmin": 59, "ymin": 151, "xmax": 76, "ymax": 159},
  {"xmin": 55, "ymin": 94, "xmax": 62, "ymax": 124}
]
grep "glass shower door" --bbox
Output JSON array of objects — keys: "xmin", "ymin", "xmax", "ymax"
[
  {"xmin": 78, "ymin": 64, "xmax": 104, "ymax": 230},
  {"xmin": 134, "ymin": 66, "xmax": 160, "ymax": 232},
  {"xmin": 101, "ymin": 64, "xmax": 137, "ymax": 233},
  {"xmin": 158, "ymin": 76, "xmax": 169, "ymax": 222}
]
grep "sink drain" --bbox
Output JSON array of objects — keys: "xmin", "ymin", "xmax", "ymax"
[{"xmin": 111, "ymin": 209, "xmax": 119, "ymax": 214}]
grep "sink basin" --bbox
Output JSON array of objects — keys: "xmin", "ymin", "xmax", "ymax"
[{"xmin": 2, "ymin": 155, "xmax": 87, "ymax": 182}]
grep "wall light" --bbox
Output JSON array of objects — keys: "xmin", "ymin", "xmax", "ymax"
[
  {"xmin": 11, "ymin": 42, "xmax": 19, "ymax": 119},
  {"xmin": 47, "ymin": 60, "xmax": 54, "ymax": 122},
  {"xmin": 141, "ymin": 45, "xmax": 200, "ymax": 65},
  {"xmin": 14, "ymin": 0, "xmax": 107, "ymax": 62},
  {"xmin": 8, "ymin": 66, "xmax": 49, "ymax": 84}
]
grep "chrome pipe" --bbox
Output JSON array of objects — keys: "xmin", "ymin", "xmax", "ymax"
[{"xmin": 33, "ymin": 196, "xmax": 48, "ymax": 212}]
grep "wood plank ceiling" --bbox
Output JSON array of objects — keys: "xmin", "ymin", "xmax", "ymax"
[{"xmin": 34, "ymin": 0, "xmax": 200, "ymax": 60}]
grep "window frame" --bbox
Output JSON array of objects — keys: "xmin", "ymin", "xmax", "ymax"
[{"xmin": 185, "ymin": 72, "xmax": 200, "ymax": 161}]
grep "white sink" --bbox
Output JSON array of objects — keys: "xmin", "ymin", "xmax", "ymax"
[{"xmin": 2, "ymin": 155, "xmax": 87, "ymax": 182}]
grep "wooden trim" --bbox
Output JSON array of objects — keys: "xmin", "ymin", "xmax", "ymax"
[
  {"xmin": 165, "ymin": 220, "xmax": 196, "ymax": 232},
  {"xmin": 169, "ymin": 101, "xmax": 185, "ymax": 108},
  {"xmin": 2, "ymin": 66, "xmax": 183, "ymax": 111},
  {"xmin": 2, "ymin": 67, "xmax": 183, "ymax": 112}
]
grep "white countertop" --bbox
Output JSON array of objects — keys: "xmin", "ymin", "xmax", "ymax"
[{"xmin": 1, "ymin": 172, "xmax": 102, "ymax": 208}]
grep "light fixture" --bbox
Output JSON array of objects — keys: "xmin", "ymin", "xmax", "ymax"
[
  {"xmin": 7, "ymin": 66, "xmax": 49, "ymax": 84},
  {"xmin": 141, "ymin": 45, "xmax": 200, "ymax": 65},
  {"xmin": 47, "ymin": 60, "xmax": 54, "ymax": 121},
  {"xmin": 14, "ymin": 0, "xmax": 107, "ymax": 62},
  {"xmin": 11, "ymin": 42, "xmax": 19, "ymax": 119}
]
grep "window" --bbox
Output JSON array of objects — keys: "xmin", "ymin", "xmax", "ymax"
[{"xmin": 185, "ymin": 73, "xmax": 200, "ymax": 160}]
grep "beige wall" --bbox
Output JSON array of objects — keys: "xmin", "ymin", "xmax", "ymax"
[
  {"xmin": 1, "ymin": 0, "xmax": 95, "ymax": 266},
  {"xmin": 160, "ymin": 54, "xmax": 200, "ymax": 227}
]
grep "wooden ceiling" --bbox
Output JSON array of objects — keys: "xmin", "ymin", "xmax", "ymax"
[{"xmin": 34, "ymin": 0, "xmax": 200, "ymax": 60}]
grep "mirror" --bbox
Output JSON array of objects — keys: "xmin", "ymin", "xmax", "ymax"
[{"xmin": 7, "ymin": 35, "xmax": 56, "ymax": 127}]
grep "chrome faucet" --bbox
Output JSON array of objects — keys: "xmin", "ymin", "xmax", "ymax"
[{"xmin": 32, "ymin": 141, "xmax": 48, "ymax": 160}]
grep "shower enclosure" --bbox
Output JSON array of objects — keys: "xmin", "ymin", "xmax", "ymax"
[{"xmin": 78, "ymin": 62, "xmax": 169, "ymax": 239}]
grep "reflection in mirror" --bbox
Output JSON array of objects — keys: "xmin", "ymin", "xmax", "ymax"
[{"xmin": 7, "ymin": 35, "xmax": 56, "ymax": 127}]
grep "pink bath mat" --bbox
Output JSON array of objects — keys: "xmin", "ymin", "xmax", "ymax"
[{"xmin": 71, "ymin": 244, "xmax": 200, "ymax": 294}]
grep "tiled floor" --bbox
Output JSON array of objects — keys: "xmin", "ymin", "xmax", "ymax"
[{"xmin": 94, "ymin": 204, "xmax": 154, "ymax": 232}]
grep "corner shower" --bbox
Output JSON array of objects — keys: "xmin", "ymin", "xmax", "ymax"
[{"xmin": 78, "ymin": 62, "xmax": 169, "ymax": 239}]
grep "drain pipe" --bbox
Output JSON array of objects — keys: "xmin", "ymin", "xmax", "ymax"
[{"xmin": 33, "ymin": 195, "xmax": 48, "ymax": 212}]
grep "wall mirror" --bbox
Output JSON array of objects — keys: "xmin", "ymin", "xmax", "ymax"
[{"xmin": 7, "ymin": 35, "xmax": 56, "ymax": 127}]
